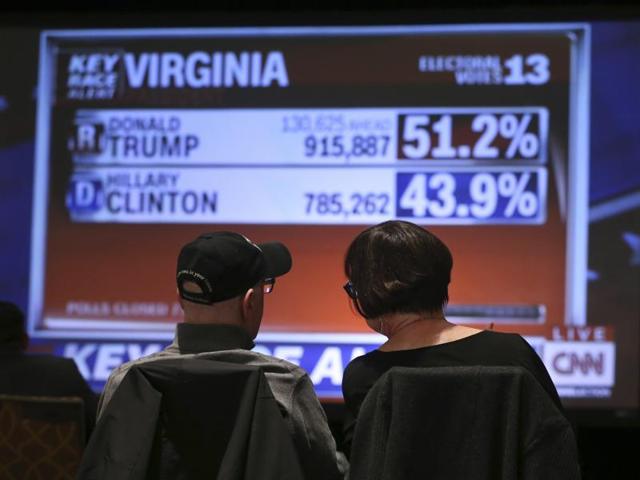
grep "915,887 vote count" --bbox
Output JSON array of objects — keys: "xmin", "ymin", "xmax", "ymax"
[{"xmin": 295, "ymin": 110, "xmax": 547, "ymax": 163}]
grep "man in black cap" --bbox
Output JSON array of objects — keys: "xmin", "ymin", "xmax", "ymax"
[{"xmin": 98, "ymin": 232, "xmax": 345, "ymax": 479}]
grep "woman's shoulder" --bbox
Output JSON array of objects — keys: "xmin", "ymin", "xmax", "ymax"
[
  {"xmin": 345, "ymin": 330, "xmax": 536, "ymax": 372},
  {"xmin": 481, "ymin": 329, "xmax": 533, "ymax": 347},
  {"xmin": 468, "ymin": 330, "xmax": 546, "ymax": 367},
  {"xmin": 343, "ymin": 348, "xmax": 387, "ymax": 384},
  {"xmin": 347, "ymin": 330, "xmax": 528, "ymax": 359},
  {"xmin": 470, "ymin": 329, "xmax": 534, "ymax": 351},
  {"xmin": 344, "ymin": 348, "xmax": 376, "ymax": 371}
]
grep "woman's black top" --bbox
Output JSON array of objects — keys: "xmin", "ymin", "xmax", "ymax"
[{"xmin": 341, "ymin": 330, "xmax": 562, "ymax": 456}]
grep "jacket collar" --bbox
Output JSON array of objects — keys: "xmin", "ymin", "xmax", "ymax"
[{"xmin": 176, "ymin": 323, "xmax": 255, "ymax": 354}]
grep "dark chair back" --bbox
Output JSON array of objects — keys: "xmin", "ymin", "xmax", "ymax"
[
  {"xmin": 0, "ymin": 394, "xmax": 85, "ymax": 480},
  {"xmin": 349, "ymin": 366, "xmax": 580, "ymax": 480}
]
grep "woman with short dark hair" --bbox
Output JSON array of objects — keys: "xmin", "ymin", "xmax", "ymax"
[{"xmin": 341, "ymin": 220, "xmax": 563, "ymax": 456}]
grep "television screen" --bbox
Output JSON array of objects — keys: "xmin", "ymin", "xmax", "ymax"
[{"xmin": 1, "ymin": 20, "xmax": 638, "ymax": 413}]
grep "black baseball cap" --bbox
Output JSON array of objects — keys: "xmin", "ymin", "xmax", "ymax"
[{"xmin": 176, "ymin": 232, "xmax": 292, "ymax": 304}]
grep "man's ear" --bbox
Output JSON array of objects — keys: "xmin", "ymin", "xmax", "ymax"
[
  {"xmin": 241, "ymin": 288, "xmax": 256, "ymax": 320},
  {"xmin": 176, "ymin": 289, "xmax": 185, "ymax": 311}
]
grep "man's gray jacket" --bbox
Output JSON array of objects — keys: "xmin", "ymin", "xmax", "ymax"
[{"xmin": 96, "ymin": 323, "xmax": 344, "ymax": 480}]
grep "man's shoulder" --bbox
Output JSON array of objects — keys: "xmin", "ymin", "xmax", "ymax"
[
  {"xmin": 107, "ymin": 347, "xmax": 179, "ymax": 381},
  {"xmin": 104, "ymin": 347, "xmax": 310, "ymax": 393}
]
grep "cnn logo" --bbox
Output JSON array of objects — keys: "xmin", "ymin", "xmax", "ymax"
[{"xmin": 543, "ymin": 341, "xmax": 615, "ymax": 387}]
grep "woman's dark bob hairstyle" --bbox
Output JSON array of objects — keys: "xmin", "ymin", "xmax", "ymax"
[{"xmin": 344, "ymin": 220, "xmax": 453, "ymax": 319}]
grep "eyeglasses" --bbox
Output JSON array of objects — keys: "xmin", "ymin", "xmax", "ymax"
[
  {"xmin": 343, "ymin": 281, "xmax": 358, "ymax": 299},
  {"xmin": 263, "ymin": 278, "xmax": 275, "ymax": 294},
  {"xmin": 343, "ymin": 281, "xmax": 368, "ymax": 318}
]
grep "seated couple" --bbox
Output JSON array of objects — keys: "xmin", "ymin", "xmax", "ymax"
[{"xmin": 94, "ymin": 222, "xmax": 573, "ymax": 479}]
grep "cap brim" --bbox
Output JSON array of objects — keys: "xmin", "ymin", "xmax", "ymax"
[{"xmin": 258, "ymin": 241, "xmax": 292, "ymax": 278}]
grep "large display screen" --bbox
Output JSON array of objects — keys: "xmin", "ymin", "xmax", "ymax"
[{"xmin": 0, "ymin": 21, "xmax": 636, "ymax": 411}]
